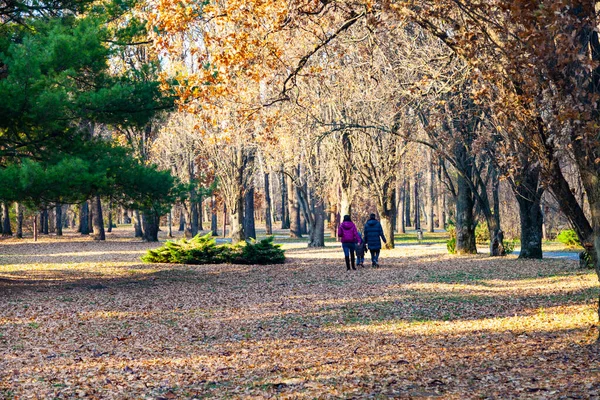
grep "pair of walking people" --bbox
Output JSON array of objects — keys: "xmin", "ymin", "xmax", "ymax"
[{"xmin": 337, "ymin": 213, "xmax": 387, "ymax": 270}]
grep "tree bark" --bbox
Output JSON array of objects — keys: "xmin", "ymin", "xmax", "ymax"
[
  {"xmin": 264, "ymin": 172, "xmax": 273, "ymax": 235},
  {"xmin": 92, "ymin": 196, "xmax": 105, "ymax": 241},
  {"xmin": 88, "ymin": 201, "xmax": 93, "ymax": 234},
  {"xmin": 2, "ymin": 202, "xmax": 12, "ymax": 236},
  {"xmin": 280, "ymin": 169, "xmax": 290, "ymax": 229},
  {"xmin": 197, "ymin": 195, "xmax": 204, "ymax": 231},
  {"xmin": 16, "ymin": 203, "xmax": 23, "ymax": 238},
  {"xmin": 244, "ymin": 186, "xmax": 256, "ymax": 239},
  {"xmin": 133, "ymin": 210, "xmax": 143, "ymax": 238},
  {"xmin": 33, "ymin": 214, "xmax": 38, "ymax": 242},
  {"xmin": 427, "ymin": 160, "xmax": 435, "ymax": 233},
  {"xmin": 211, "ymin": 195, "xmax": 218, "ymax": 236},
  {"xmin": 42, "ymin": 208, "xmax": 49, "ymax": 234},
  {"xmin": 80, "ymin": 202, "xmax": 90, "ymax": 235},
  {"xmin": 142, "ymin": 210, "xmax": 159, "ymax": 242},
  {"xmin": 168, "ymin": 209, "xmax": 173, "ymax": 238},
  {"xmin": 307, "ymin": 200, "xmax": 325, "ymax": 247},
  {"xmin": 456, "ymin": 173, "xmax": 477, "ymax": 254},
  {"xmin": 230, "ymin": 194, "xmax": 245, "ymax": 243},
  {"xmin": 340, "ymin": 185, "xmax": 353, "ymax": 217},
  {"xmin": 405, "ymin": 180, "xmax": 411, "ymax": 227},
  {"xmin": 288, "ymin": 175, "xmax": 301, "ymax": 238},
  {"xmin": 55, "ymin": 203, "xmax": 63, "ymax": 236},
  {"xmin": 413, "ymin": 177, "xmax": 421, "ymax": 230},
  {"xmin": 399, "ymin": 181, "xmax": 406, "ymax": 234},
  {"xmin": 107, "ymin": 200, "xmax": 113, "ymax": 233},
  {"xmin": 179, "ymin": 210, "xmax": 185, "ymax": 231}
]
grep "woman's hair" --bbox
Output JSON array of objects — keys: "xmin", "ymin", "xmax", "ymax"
[{"xmin": 343, "ymin": 215, "xmax": 351, "ymax": 222}]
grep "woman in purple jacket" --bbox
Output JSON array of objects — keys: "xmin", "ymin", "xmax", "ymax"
[{"xmin": 337, "ymin": 215, "xmax": 361, "ymax": 271}]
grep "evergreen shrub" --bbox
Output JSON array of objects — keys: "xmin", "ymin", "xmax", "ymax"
[{"xmin": 142, "ymin": 233, "xmax": 285, "ymax": 265}]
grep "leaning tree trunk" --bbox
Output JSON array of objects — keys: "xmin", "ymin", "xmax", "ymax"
[
  {"xmin": 244, "ymin": 186, "xmax": 256, "ymax": 239},
  {"xmin": 16, "ymin": 203, "xmax": 23, "ymax": 238},
  {"xmin": 264, "ymin": 172, "xmax": 273, "ymax": 235},
  {"xmin": 455, "ymin": 174, "xmax": 477, "ymax": 254},
  {"xmin": 55, "ymin": 203, "xmax": 63, "ymax": 236},
  {"xmin": 142, "ymin": 210, "xmax": 160, "ymax": 242},
  {"xmin": 2, "ymin": 202, "xmax": 12, "ymax": 236},
  {"xmin": 92, "ymin": 196, "xmax": 105, "ymax": 241}
]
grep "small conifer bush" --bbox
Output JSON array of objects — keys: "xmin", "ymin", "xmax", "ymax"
[{"xmin": 141, "ymin": 233, "xmax": 285, "ymax": 265}]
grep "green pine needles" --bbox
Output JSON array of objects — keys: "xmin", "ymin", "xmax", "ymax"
[{"xmin": 141, "ymin": 233, "xmax": 286, "ymax": 265}]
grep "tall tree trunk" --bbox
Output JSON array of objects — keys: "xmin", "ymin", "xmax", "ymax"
[
  {"xmin": 222, "ymin": 204, "xmax": 227, "ymax": 238},
  {"xmin": 288, "ymin": 175, "xmax": 301, "ymax": 238},
  {"xmin": 168, "ymin": 209, "xmax": 173, "ymax": 238},
  {"xmin": 197, "ymin": 195, "xmax": 204, "ymax": 231},
  {"xmin": 80, "ymin": 202, "xmax": 90, "ymax": 235},
  {"xmin": 107, "ymin": 200, "xmax": 113, "ymax": 233},
  {"xmin": 414, "ymin": 177, "xmax": 421, "ymax": 230},
  {"xmin": 2, "ymin": 202, "xmax": 12, "ymax": 236},
  {"xmin": 230, "ymin": 195, "xmax": 245, "ymax": 243},
  {"xmin": 340, "ymin": 185, "xmax": 353, "ymax": 217},
  {"xmin": 456, "ymin": 174, "xmax": 477, "ymax": 254},
  {"xmin": 489, "ymin": 168, "xmax": 504, "ymax": 256},
  {"xmin": 307, "ymin": 200, "xmax": 325, "ymax": 247},
  {"xmin": 122, "ymin": 209, "xmax": 131, "ymax": 224},
  {"xmin": 377, "ymin": 187, "xmax": 396, "ymax": 249},
  {"xmin": 211, "ymin": 196, "xmax": 218, "ymax": 236},
  {"xmin": 244, "ymin": 186, "xmax": 256, "ymax": 239},
  {"xmin": 142, "ymin": 210, "xmax": 159, "ymax": 242},
  {"xmin": 42, "ymin": 208, "xmax": 49, "ymax": 234},
  {"xmin": 133, "ymin": 210, "xmax": 143, "ymax": 238},
  {"xmin": 55, "ymin": 203, "xmax": 63, "ymax": 236},
  {"xmin": 438, "ymin": 166, "xmax": 446, "ymax": 230},
  {"xmin": 405, "ymin": 180, "xmax": 412, "ymax": 227},
  {"xmin": 33, "ymin": 214, "xmax": 38, "ymax": 242},
  {"xmin": 399, "ymin": 181, "xmax": 406, "ymax": 234},
  {"xmin": 280, "ymin": 169, "xmax": 290, "ymax": 229},
  {"xmin": 88, "ymin": 201, "xmax": 93, "ymax": 234},
  {"xmin": 329, "ymin": 200, "xmax": 339, "ymax": 240},
  {"xmin": 264, "ymin": 172, "xmax": 273, "ymax": 235},
  {"xmin": 516, "ymin": 181, "xmax": 544, "ymax": 259},
  {"xmin": 427, "ymin": 160, "xmax": 435, "ymax": 233},
  {"xmin": 92, "ymin": 196, "xmax": 105, "ymax": 240},
  {"xmin": 190, "ymin": 193, "xmax": 199, "ymax": 237},
  {"xmin": 179, "ymin": 210, "xmax": 185, "ymax": 231},
  {"xmin": 16, "ymin": 203, "xmax": 23, "ymax": 238}
]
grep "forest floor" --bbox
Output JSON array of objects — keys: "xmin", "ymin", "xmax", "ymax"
[{"xmin": 0, "ymin": 228, "xmax": 599, "ymax": 399}]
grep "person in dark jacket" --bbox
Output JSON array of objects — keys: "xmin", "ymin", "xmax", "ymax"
[
  {"xmin": 337, "ymin": 214, "xmax": 361, "ymax": 271},
  {"xmin": 363, "ymin": 213, "xmax": 386, "ymax": 267}
]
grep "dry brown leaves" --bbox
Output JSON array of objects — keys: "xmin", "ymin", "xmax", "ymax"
[{"xmin": 1, "ymin": 229, "xmax": 599, "ymax": 399}]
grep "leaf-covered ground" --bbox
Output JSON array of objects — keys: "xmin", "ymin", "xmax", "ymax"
[{"xmin": 1, "ymin": 230, "xmax": 599, "ymax": 399}]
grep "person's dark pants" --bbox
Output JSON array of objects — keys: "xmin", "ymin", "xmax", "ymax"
[
  {"xmin": 342, "ymin": 243, "xmax": 356, "ymax": 270},
  {"xmin": 369, "ymin": 248, "xmax": 381, "ymax": 266}
]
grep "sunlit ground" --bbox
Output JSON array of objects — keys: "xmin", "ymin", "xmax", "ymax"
[{"xmin": 0, "ymin": 228, "xmax": 598, "ymax": 399}]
